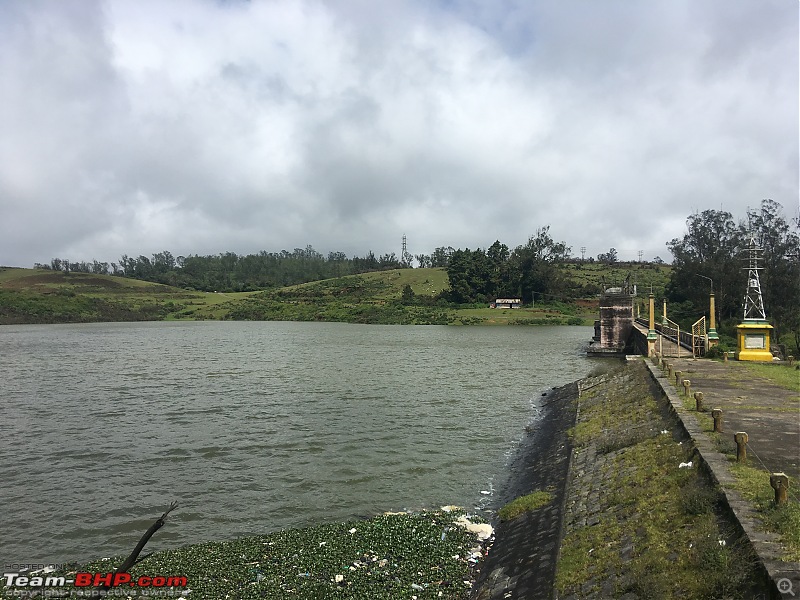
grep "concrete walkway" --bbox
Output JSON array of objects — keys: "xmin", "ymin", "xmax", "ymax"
[{"xmin": 661, "ymin": 356, "xmax": 800, "ymax": 480}]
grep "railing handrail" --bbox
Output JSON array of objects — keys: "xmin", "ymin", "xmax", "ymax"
[{"xmin": 634, "ymin": 317, "xmax": 698, "ymax": 352}]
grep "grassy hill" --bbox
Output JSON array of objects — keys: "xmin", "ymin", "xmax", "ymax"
[
  {"xmin": 0, "ymin": 262, "xmax": 671, "ymax": 326},
  {"xmin": 561, "ymin": 261, "xmax": 671, "ymax": 298},
  {"xmin": 0, "ymin": 267, "xmax": 255, "ymax": 324}
]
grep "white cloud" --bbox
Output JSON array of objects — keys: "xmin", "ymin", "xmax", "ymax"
[{"xmin": 0, "ymin": 0, "xmax": 796, "ymax": 267}]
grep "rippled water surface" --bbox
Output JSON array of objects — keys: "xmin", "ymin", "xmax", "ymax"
[{"xmin": 0, "ymin": 321, "xmax": 593, "ymax": 566}]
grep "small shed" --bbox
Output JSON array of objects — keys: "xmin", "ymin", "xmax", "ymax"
[{"xmin": 491, "ymin": 298, "xmax": 522, "ymax": 309}]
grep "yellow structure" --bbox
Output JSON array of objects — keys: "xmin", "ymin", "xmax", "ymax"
[
  {"xmin": 647, "ymin": 293, "xmax": 657, "ymax": 357},
  {"xmin": 735, "ymin": 321, "xmax": 774, "ymax": 362},
  {"xmin": 707, "ymin": 292, "xmax": 719, "ymax": 348},
  {"xmin": 735, "ymin": 233, "xmax": 774, "ymax": 361}
]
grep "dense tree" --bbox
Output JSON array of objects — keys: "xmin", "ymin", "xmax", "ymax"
[
  {"xmin": 415, "ymin": 254, "xmax": 432, "ymax": 268},
  {"xmin": 400, "ymin": 284, "xmax": 415, "ymax": 305},
  {"xmin": 597, "ymin": 248, "xmax": 618, "ymax": 264},
  {"xmin": 487, "ymin": 240, "xmax": 510, "ymax": 298},
  {"xmin": 666, "ymin": 209, "xmax": 744, "ymax": 325},
  {"xmin": 508, "ymin": 227, "xmax": 572, "ymax": 304},
  {"xmin": 445, "ymin": 248, "xmax": 481, "ymax": 303},
  {"xmin": 445, "ymin": 229, "xmax": 571, "ymax": 305},
  {"xmin": 666, "ymin": 200, "xmax": 799, "ymax": 352},
  {"xmin": 430, "ymin": 247, "xmax": 454, "ymax": 268},
  {"xmin": 378, "ymin": 253, "xmax": 401, "ymax": 270},
  {"xmin": 745, "ymin": 200, "xmax": 800, "ymax": 350},
  {"xmin": 41, "ymin": 243, "xmax": 442, "ymax": 292}
]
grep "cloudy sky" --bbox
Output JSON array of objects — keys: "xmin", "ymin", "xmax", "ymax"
[{"xmin": 1, "ymin": 0, "xmax": 797, "ymax": 268}]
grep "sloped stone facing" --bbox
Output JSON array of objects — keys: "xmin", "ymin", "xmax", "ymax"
[{"xmin": 472, "ymin": 383, "xmax": 579, "ymax": 600}]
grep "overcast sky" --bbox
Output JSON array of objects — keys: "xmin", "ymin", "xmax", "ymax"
[{"xmin": 1, "ymin": 0, "xmax": 797, "ymax": 268}]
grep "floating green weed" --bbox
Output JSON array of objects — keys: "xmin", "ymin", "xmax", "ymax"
[{"xmin": 0, "ymin": 511, "xmax": 487, "ymax": 600}]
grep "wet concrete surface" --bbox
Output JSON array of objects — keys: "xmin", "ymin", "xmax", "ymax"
[{"xmin": 472, "ymin": 382, "xmax": 579, "ymax": 600}]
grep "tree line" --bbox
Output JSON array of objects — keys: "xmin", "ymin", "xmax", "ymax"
[
  {"xmin": 36, "ymin": 245, "xmax": 458, "ymax": 292},
  {"xmin": 33, "ymin": 199, "xmax": 798, "ymax": 349},
  {"xmin": 666, "ymin": 199, "xmax": 799, "ymax": 351},
  {"xmin": 444, "ymin": 227, "xmax": 574, "ymax": 304}
]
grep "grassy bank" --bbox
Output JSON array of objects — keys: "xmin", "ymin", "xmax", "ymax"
[
  {"xmin": 0, "ymin": 268, "xmax": 255, "ymax": 323},
  {"xmin": 0, "ymin": 510, "xmax": 490, "ymax": 600},
  {"xmin": 0, "ymin": 267, "xmax": 597, "ymax": 326},
  {"xmin": 556, "ymin": 364, "xmax": 765, "ymax": 598}
]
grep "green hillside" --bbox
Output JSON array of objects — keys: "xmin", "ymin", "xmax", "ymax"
[
  {"xmin": 561, "ymin": 262, "xmax": 672, "ymax": 298},
  {"xmin": 0, "ymin": 263, "xmax": 671, "ymax": 326},
  {"xmin": 0, "ymin": 268, "xmax": 254, "ymax": 324}
]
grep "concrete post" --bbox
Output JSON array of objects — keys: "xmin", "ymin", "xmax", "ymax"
[
  {"xmin": 770, "ymin": 473, "xmax": 789, "ymax": 505},
  {"xmin": 789, "ymin": 355, "xmax": 795, "ymax": 367},
  {"xmin": 694, "ymin": 391, "xmax": 704, "ymax": 412},
  {"xmin": 682, "ymin": 379, "xmax": 691, "ymax": 397},
  {"xmin": 675, "ymin": 370, "xmax": 683, "ymax": 386},
  {"xmin": 734, "ymin": 432, "xmax": 748, "ymax": 463},
  {"xmin": 708, "ymin": 292, "xmax": 719, "ymax": 347},
  {"xmin": 647, "ymin": 293, "xmax": 657, "ymax": 357},
  {"xmin": 712, "ymin": 408, "xmax": 723, "ymax": 433}
]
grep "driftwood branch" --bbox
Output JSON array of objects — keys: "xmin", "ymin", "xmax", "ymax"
[
  {"xmin": 97, "ymin": 501, "xmax": 179, "ymax": 591},
  {"xmin": 23, "ymin": 503, "xmax": 179, "ymax": 599}
]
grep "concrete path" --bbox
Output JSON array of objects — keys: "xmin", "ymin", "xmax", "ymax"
[{"xmin": 662, "ymin": 356, "xmax": 800, "ymax": 480}]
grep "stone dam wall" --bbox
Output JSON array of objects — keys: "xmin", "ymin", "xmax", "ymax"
[{"xmin": 474, "ymin": 359, "xmax": 786, "ymax": 599}]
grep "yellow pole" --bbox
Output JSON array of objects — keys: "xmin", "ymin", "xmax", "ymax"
[
  {"xmin": 647, "ymin": 293, "xmax": 657, "ymax": 357},
  {"xmin": 708, "ymin": 292, "xmax": 719, "ymax": 346},
  {"xmin": 709, "ymin": 293, "xmax": 716, "ymax": 331}
]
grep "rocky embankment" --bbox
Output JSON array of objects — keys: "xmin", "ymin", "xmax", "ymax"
[{"xmin": 474, "ymin": 360, "xmax": 770, "ymax": 600}]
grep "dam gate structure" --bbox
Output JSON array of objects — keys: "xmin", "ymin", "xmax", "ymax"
[{"xmin": 587, "ymin": 281, "xmax": 636, "ymax": 357}]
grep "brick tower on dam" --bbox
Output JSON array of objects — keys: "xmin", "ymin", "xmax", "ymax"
[{"xmin": 587, "ymin": 281, "xmax": 635, "ymax": 357}]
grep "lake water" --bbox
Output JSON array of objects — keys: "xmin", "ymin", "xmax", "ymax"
[{"xmin": 0, "ymin": 321, "xmax": 593, "ymax": 567}]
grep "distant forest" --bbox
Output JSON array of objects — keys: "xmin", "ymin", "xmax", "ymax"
[
  {"xmin": 35, "ymin": 246, "xmax": 456, "ymax": 292},
  {"xmin": 34, "ymin": 232, "xmax": 638, "ymax": 298},
  {"xmin": 34, "ymin": 200, "xmax": 800, "ymax": 349}
]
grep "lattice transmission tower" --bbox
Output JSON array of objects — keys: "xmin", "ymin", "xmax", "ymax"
[
  {"xmin": 401, "ymin": 234, "xmax": 412, "ymax": 266},
  {"xmin": 742, "ymin": 232, "xmax": 766, "ymax": 321}
]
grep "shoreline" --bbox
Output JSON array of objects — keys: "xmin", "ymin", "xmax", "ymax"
[
  {"xmin": 0, "ymin": 381, "xmax": 585, "ymax": 600},
  {"xmin": 473, "ymin": 381, "xmax": 581, "ymax": 599}
]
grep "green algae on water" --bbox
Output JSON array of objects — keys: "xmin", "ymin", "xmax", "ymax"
[{"xmin": 0, "ymin": 510, "xmax": 491, "ymax": 600}]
